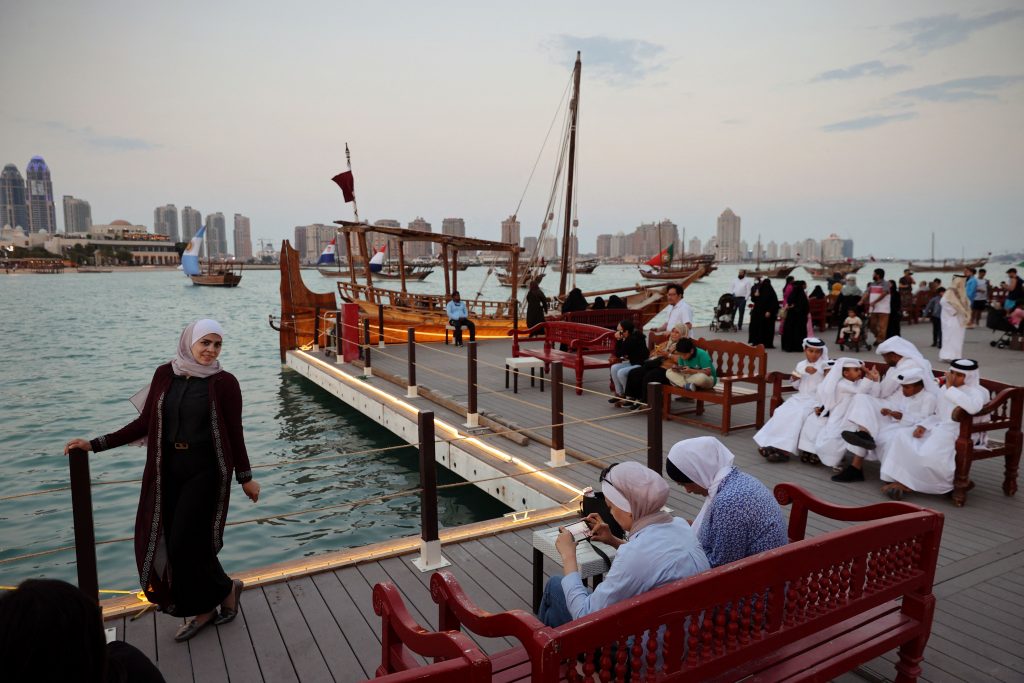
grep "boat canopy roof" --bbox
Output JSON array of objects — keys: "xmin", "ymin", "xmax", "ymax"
[{"xmin": 335, "ymin": 221, "xmax": 522, "ymax": 253}]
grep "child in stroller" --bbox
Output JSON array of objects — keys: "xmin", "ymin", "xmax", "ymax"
[
  {"xmin": 709, "ymin": 293, "xmax": 736, "ymax": 332},
  {"xmin": 837, "ymin": 306, "xmax": 863, "ymax": 351},
  {"xmin": 988, "ymin": 303, "xmax": 1024, "ymax": 349}
]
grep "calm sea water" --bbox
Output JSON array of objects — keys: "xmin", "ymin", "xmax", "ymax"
[{"xmin": 0, "ymin": 260, "xmax": 926, "ymax": 593}]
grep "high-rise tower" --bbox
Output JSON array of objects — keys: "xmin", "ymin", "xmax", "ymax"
[
  {"xmin": 62, "ymin": 195, "xmax": 93, "ymax": 233},
  {"xmin": 154, "ymin": 204, "xmax": 179, "ymax": 241},
  {"xmin": 0, "ymin": 164, "xmax": 30, "ymax": 230},
  {"xmin": 205, "ymin": 212, "xmax": 228, "ymax": 258},
  {"xmin": 25, "ymin": 156, "xmax": 57, "ymax": 233},
  {"xmin": 233, "ymin": 214, "xmax": 253, "ymax": 261},
  {"xmin": 715, "ymin": 208, "xmax": 741, "ymax": 262}
]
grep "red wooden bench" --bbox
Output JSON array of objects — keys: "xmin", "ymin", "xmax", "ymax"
[
  {"xmin": 767, "ymin": 362, "xmax": 1023, "ymax": 507},
  {"xmin": 511, "ymin": 321, "xmax": 616, "ymax": 395},
  {"xmin": 662, "ymin": 337, "xmax": 767, "ymax": 435},
  {"xmin": 374, "ymin": 483, "xmax": 944, "ymax": 682},
  {"xmin": 809, "ymin": 297, "xmax": 829, "ymax": 331},
  {"xmin": 560, "ymin": 308, "xmax": 644, "ymax": 330}
]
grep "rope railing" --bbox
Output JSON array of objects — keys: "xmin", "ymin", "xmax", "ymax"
[{"xmin": 0, "ymin": 442, "xmax": 648, "ymax": 572}]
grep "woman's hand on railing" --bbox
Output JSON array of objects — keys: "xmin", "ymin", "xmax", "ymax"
[{"xmin": 64, "ymin": 438, "xmax": 91, "ymax": 455}]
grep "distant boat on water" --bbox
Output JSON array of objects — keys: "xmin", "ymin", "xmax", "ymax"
[{"xmin": 181, "ymin": 225, "xmax": 243, "ymax": 287}]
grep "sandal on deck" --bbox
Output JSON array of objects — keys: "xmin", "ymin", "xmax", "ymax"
[
  {"xmin": 175, "ymin": 610, "xmax": 217, "ymax": 642},
  {"xmin": 798, "ymin": 451, "xmax": 821, "ymax": 465},
  {"xmin": 766, "ymin": 449, "xmax": 791, "ymax": 463},
  {"xmin": 884, "ymin": 486, "xmax": 905, "ymax": 501},
  {"xmin": 214, "ymin": 580, "xmax": 244, "ymax": 626}
]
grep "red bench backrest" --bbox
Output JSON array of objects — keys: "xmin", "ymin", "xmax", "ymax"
[{"xmin": 561, "ymin": 309, "xmax": 643, "ymax": 330}]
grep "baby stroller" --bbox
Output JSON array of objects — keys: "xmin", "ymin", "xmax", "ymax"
[
  {"xmin": 709, "ymin": 293, "xmax": 736, "ymax": 332},
  {"xmin": 987, "ymin": 308, "xmax": 1019, "ymax": 349}
]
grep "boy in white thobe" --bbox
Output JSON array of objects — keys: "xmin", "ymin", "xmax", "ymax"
[
  {"xmin": 879, "ymin": 359, "xmax": 988, "ymax": 498},
  {"xmin": 754, "ymin": 338, "xmax": 828, "ymax": 462}
]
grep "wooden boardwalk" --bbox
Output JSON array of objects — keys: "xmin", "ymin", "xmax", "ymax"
[{"xmin": 105, "ymin": 321, "xmax": 1024, "ymax": 682}]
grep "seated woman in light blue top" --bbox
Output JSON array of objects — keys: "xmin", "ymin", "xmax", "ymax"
[
  {"xmin": 537, "ymin": 461, "xmax": 710, "ymax": 627},
  {"xmin": 666, "ymin": 437, "xmax": 788, "ymax": 568}
]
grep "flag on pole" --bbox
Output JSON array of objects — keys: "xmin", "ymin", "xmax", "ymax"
[
  {"xmin": 318, "ymin": 238, "xmax": 337, "ymax": 265},
  {"xmin": 645, "ymin": 244, "xmax": 674, "ymax": 268},
  {"xmin": 331, "ymin": 171, "xmax": 356, "ymax": 202},
  {"xmin": 181, "ymin": 226, "xmax": 206, "ymax": 276}
]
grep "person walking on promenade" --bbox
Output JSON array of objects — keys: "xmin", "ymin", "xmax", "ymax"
[
  {"xmin": 860, "ymin": 268, "xmax": 891, "ymax": 347},
  {"xmin": 747, "ymin": 278, "xmax": 779, "ymax": 348},
  {"xmin": 729, "ymin": 270, "xmax": 753, "ymax": 331},
  {"xmin": 939, "ymin": 275, "xmax": 971, "ymax": 361},
  {"xmin": 64, "ymin": 319, "xmax": 260, "ymax": 643},
  {"xmin": 780, "ymin": 280, "xmax": 810, "ymax": 352},
  {"xmin": 971, "ymin": 268, "xmax": 989, "ymax": 326},
  {"xmin": 525, "ymin": 279, "xmax": 548, "ymax": 335}
]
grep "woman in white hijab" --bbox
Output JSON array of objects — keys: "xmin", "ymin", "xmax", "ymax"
[
  {"xmin": 754, "ymin": 338, "xmax": 829, "ymax": 462},
  {"xmin": 879, "ymin": 359, "xmax": 988, "ymax": 499},
  {"xmin": 65, "ymin": 319, "xmax": 260, "ymax": 643},
  {"xmin": 666, "ymin": 437, "xmax": 787, "ymax": 568},
  {"xmin": 538, "ymin": 461, "xmax": 709, "ymax": 627},
  {"xmin": 939, "ymin": 275, "xmax": 971, "ymax": 361}
]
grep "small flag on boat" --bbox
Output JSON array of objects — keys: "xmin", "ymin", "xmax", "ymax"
[
  {"xmin": 331, "ymin": 171, "xmax": 356, "ymax": 202},
  {"xmin": 369, "ymin": 245, "xmax": 386, "ymax": 273},
  {"xmin": 318, "ymin": 238, "xmax": 337, "ymax": 265},
  {"xmin": 181, "ymin": 225, "xmax": 206, "ymax": 276},
  {"xmin": 645, "ymin": 244, "xmax": 674, "ymax": 268}
]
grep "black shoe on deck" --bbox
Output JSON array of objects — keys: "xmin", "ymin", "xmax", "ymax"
[
  {"xmin": 831, "ymin": 464, "xmax": 865, "ymax": 483},
  {"xmin": 841, "ymin": 430, "xmax": 877, "ymax": 451}
]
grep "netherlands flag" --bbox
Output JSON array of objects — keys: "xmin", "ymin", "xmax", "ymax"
[{"xmin": 318, "ymin": 238, "xmax": 337, "ymax": 265}]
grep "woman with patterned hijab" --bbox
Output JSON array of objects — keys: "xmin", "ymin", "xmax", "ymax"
[
  {"xmin": 666, "ymin": 437, "xmax": 788, "ymax": 568},
  {"xmin": 65, "ymin": 319, "xmax": 260, "ymax": 643}
]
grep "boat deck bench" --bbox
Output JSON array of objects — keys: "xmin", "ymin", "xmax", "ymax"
[{"xmin": 373, "ymin": 483, "xmax": 945, "ymax": 682}]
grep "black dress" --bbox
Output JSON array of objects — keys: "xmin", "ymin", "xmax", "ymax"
[
  {"xmin": 525, "ymin": 286, "xmax": 548, "ymax": 333},
  {"xmin": 748, "ymin": 280, "xmax": 779, "ymax": 348},
  {"xmin": 160, "ymin": 376, "xmax": 233, "ymax": 615},
  {"xmin": 887, "ymin": 286, "xmax": 902, "ymax": 339},
  {"xmin": 781, "ymin": 287, "xmax": 809, "ymax": 352},
  {"xmin": 623, "ymin": 341, "xmax": 677, "ymax": 402}
]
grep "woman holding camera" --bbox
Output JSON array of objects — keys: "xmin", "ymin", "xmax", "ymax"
[{"xmin": 537, "ymin": 461, "xmax": 708, "ymax": 627}]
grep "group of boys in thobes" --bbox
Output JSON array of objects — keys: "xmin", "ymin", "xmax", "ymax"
[{"xmin": 754, "ymin": 335, "xmax": 988, "ymax": 499}]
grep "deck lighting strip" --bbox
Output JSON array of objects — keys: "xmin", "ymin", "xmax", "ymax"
[{"xmin": 295, "ymin": 351, "xmax": 584, "ymax": 497}]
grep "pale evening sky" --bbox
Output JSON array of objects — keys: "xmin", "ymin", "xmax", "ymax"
[{"xmin": 1, "ymin": 1, "xmax": 1022, "ymax": 258}]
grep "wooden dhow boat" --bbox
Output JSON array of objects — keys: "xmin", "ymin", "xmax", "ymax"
[
  {"xmin": 190, "ymin": 259, "xmax": 243, "ymax": 287},
  {"xmin": 908, "ymin": 257, "xmax": 988, "ymax": 273},
  {"xmin": 803, "ymin": 259, "xmax": 864, "ymax": 280},
  {"xmin": 747, "ymin": 259, "xmax": 797, "ymax": 279}
]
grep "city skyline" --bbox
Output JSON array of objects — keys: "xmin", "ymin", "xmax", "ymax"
[{"xmin": 1, "ymin": 2, "xmax": 1021, "ymax": 258}]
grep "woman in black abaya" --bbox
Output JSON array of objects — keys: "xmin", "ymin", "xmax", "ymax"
[
  {"xmin": 780, "ymin": 280, "xmax": 810, "ymax": 351},
  {"xmin": 747, "ymin": 279, "xmax": 779, "ymax": 348}
]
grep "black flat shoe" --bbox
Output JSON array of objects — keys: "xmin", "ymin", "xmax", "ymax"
[
  {"xmin": 831, "ymin": 464, "xmax": 865, "ymax": 483},
  {"xmin": 841, "ymin": 430, "xmax": 876, "ymax": 451},
  {"xmin": 214, "ymin": 580, "xmax": 244, "ymax": 626},
  {"xmin": 174, "ymin": 611, "xmax": 217, "ymax": 642}
]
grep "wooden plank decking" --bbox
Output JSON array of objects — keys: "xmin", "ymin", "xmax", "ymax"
[{"xmin": 108, "ymin": 322, "xmax": 1024, "ymax": 682}]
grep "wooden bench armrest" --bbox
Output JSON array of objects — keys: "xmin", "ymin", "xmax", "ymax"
[
  {"xmin": 953, "ymin": 386, "xmax": 1023, "ymax": 423},
  {"xmin": 774, "ymin": 483, "xmax": 932, "ymax": 542},
  {"xmin": 431, "ymin": 571, "xmax": 550, "ymax": 647},
  {"xmin": 373, "ymin": 582, "xmax": 490, "ymax": 670}
]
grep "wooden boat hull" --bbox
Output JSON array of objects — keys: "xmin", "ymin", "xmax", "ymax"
[
  {"xmin": 497, "ymin": 272, "xmax": 544, "ymax": 287},
  {"xmin": 908, "ymin": 258, "xmax": 987, "ymax": 273},
  {"xmin": 190, "ymin": 273, "xmax": 242, "ymax": 287},
  {"xmin": 803, "ymin": 261, "xmax": 864, "ymax": 279},
  {"xmin": 748, "ymin": 265, "xmax": 796, "ymax": 279},
  {"xmin": 639, "ymin": 268, "xmax": 703, "ymax": 280}
]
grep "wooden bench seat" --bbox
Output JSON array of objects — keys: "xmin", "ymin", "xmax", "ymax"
[
  {"xmin": 767, "ymin": 361, "xmax": 1023, "ymax": 507},
  {"xmin": 662, "ymin": 337, "xmax": 767, "ymax": 434},
  {"xmin": 373, "ymin": 483, "xmax": 945, "ymax": 682},
  {"xmin": 511, "ymin": 321, "xmax": 615, "ymax": 395}
]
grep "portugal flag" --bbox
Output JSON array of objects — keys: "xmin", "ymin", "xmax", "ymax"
[
  {"xmin": 645, "ymin": 244, "xmax": 674, "ymax": 268},
  {"xmin": 331, "ymin": 171, "xmax": 356, "ymax": 203}
]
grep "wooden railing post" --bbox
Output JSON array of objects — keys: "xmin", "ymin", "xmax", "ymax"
[
  {"xmin": 548, "ymin": 362, "xmax": 565, "ymax": 466},
  {"xmin": 647, "ymin": 382, "xmax": 663, "ymax": 474},
  {"xmin": 412, "ymin": 411, "xmax": 450, "ymax": 572},
  {"xmin": 335, "ymin": 311, "xmax": 344, "ymax": 364},
  {"xmin": 68, "ymin": 448, "xmax": 99, "ymax": 603},
  {"xmin": 406, "ymin": 328, "xmax": 418, "ymax": 397},
  {"xmin": 465, "ymin": 341, "xmax": 479, "ymax": 427},
  {"xmin": 378, "ymin": 304, "xmax": 386, "ymax": 348},
  {"xmin": 363, "ymin": 318, "xmax": 372, "ymax": 376},
  {"xmin": 313, "ymin": 306, "xmax": 320, "ymax": 350}
]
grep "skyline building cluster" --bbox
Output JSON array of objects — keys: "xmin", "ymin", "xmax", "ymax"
[{"xmin": 1, "ymin": 155, "xmax": 255, "ymax": 259}]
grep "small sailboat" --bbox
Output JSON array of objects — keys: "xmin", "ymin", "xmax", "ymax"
[
  {"xmin": 909, "ymin": 233, "xmax": 988, "ymax": 272},
  {"xmin": 638, "ymin": 244, "xmax": 715, "ymax": 280},
  {"xmin": 181, "ymin": 225, "xmax": 242, "ymax": 287},
  {"xmin": 317, "ymin": 238, "xmax": 352, "ymax": 278}
]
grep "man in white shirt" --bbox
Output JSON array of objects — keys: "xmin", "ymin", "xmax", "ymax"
[
  {"xmin": 730, "ymin": 270, "xmax": 754, "ymax": 330},
  {"xmin": 654, "ymin": 282, "xmax": 692, "ymax": 339},
  {"xmin": 860, "ymin": 268, "xmax": 890, "ymax": 348}
]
